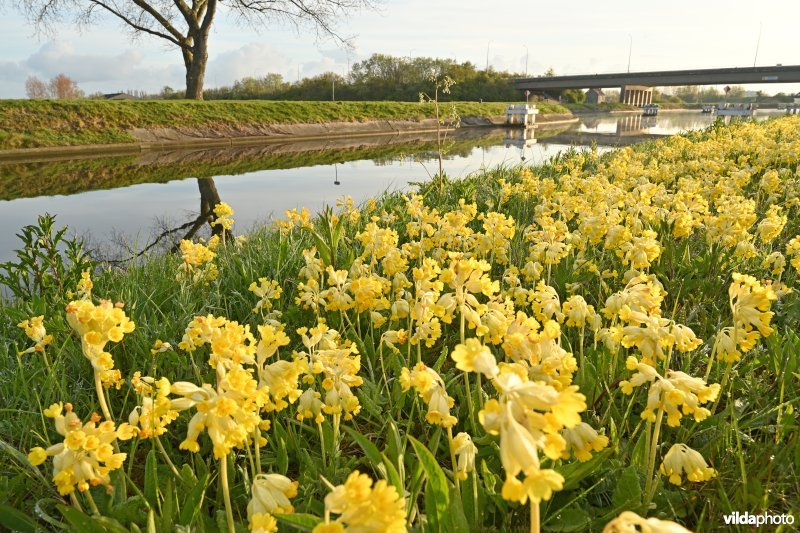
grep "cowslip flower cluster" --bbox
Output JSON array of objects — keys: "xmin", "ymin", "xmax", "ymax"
[
  {"xmin": 713, "ymin": 273, "xmax": 777, "ymax": 363},
  {"xmin": 247, "ymin": 473, "xmax": 298, "ymax": 532},
  {"xmin": 249, "ymin": 277, "xmax": 283, "ymax": 318},
  {"xmin": 128, "ymin": 373, "xmax": 178, "ymax": 439},
  {"xmin": 211, "ymin": 202, "xmax": 235, "ymax": 231},
  {"xmin": 620, "ymin": 357, "xmax": 720, "ymax": 427},
  {"xmin": 170, "ymin": 365, "xmax": 269, "ymax": 458},
  {"xmin": 660, "ymin": 443, "xmax": 717, "ymax": 486},
  {"xmin": 28, "ymin": 403, "xmax": 135, "ymax": 495},
  {"xmin": 17, "ymin": 315, "xmax": 53, "ymax": 355},
  {"xmin": 476, "ymin": 353, "xmax": 590, "ymax": 504},
  {"xmin": 603, "ymin": 511, "xmax": 691, "ymax": 533},
  {"xmin": 400, "ymin": 362, "xmax": 458, "ymax": 428},
  {"xmin": 66, "ymin": 298, "xmax": 135, "ymax": 387},
  {"xmin": 313, "ymin": 470, "xmax": 406, "ymax": 532},
  {"xmin": 176, "ymin": 238, "xmax": 218, "ymax": 284}
]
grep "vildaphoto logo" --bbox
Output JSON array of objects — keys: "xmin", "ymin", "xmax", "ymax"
[{"xmin": 723, "ymin": 512, "xmax": 795, "ymax": 527}]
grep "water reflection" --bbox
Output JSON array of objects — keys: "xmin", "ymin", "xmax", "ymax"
[{"xmin": 0, "ymin": 112, "xmax": 771, "ymax": 262}]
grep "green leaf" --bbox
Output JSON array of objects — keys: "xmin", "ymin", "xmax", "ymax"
[
  {"xmin": 556, "ymin": 449, "xmax": 612, "ymax": 491},
  {"xmin": 0, "ymin": 504, "xmax": 38, "ymax": 533},
  {"xmin": 143, "ymin": 449, "xmax": 159, "ymax": 510},
  {"xmin": 409, "ymin": 436, "xmax": 450, "ymax": 532},
  {"xmin": 178, "ymin": 471, "xmax": 209, "ymax": 526},
  {"xmin": 544, "ymin": 505, "xmax": 591, "ymax": 532},
  {"xmin": 108, "ymin": 496, "xmax": 149, "ymax": 527},
  {"xmin": 612, "ymin": 465, "xmax": 643, "ymax": 509},
  {"xmin": 275, "ymin": 513, "xmax": 322, "ymax": 531},
  {"xmin": 343, "ymin": 426, "xmax": 384, "ymax": 470},
  {"xmin": 58, "ymin": 505, "xmax": 106, "ymax": 533}
]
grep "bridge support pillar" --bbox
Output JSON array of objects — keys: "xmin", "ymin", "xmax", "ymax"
[{"xmin": 620, "ymin": 85, "xmax": 654, "ymax": 108}]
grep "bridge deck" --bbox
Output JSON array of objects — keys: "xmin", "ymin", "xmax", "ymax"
[{"xmin": 515, "ymin": 65, "xmax": 800, "ymax": 91}]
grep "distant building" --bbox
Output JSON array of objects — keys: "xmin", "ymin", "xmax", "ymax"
[
  {"xmin": 585, "ymin": 88, "xmax": 605, "ymax": 104},
  {"xmin": 103, "ymin": 92, "xmax": 139, "ymax": 100}
]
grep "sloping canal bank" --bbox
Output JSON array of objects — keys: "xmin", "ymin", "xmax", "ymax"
[{"xmin": 0, "ymin": 99, "xmax": 575, "ymax": 161}]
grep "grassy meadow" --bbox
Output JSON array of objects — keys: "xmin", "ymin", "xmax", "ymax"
[
  {"xmin": 0, "ymin": 100, "xmax": 570, "ymax": 150},
  {"xmin": 1, "ymin": 116, "xmax": 799, "ymax": 532}
]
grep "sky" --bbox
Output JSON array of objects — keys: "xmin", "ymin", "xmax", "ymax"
[{"xmin": 1, "ymin": 0, "xmax": 798, "ymax": 98}]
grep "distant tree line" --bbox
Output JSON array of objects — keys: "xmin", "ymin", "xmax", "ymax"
[{"xmin": 201, "ymin": 54, "xmax": 526, "ymax": 102}]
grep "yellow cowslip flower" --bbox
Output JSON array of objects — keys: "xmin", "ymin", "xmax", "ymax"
[
  {"xmin": 260, "ymin": 358, "xmax": 309, "ymax": 412},
  {"xmin": 356, "ymin": 221, "xmax": 399, "ymax": 262},
  {"xmin": 150, "ymin": 339, "xmax": 172, "ymax": 356},
  {"xmin": 524, "ymin": 216, "xmax": 572, "ymax": 267},
  {"xmin": 75, "ymin": 270, "xmax": 93, "ymax": 300},
  {"xmin": 620, "ymin": 358, "xmax": 720, "ymax": 427},
  {"xmin": 320, "ymin": 266, "xmax": 354, "ymax": 312},
  {"xmin": 256, "ymin": 324, "xmax": 290, "ymax": 366},
  {"xmin": 451, "ymin": 338, "xmax": 499, "ymax": 379},
  {"xmin": 603, "ymin": 274, "xmax": 666, "ymax": 320},
  {"xmin": 763, "ymin": 252, "xmax": 786, "ymax": 277},
  {"xmin": 475, "ymin": 211, "xmax": 516, "ymax": 265},
  {"xmin": 179, "ymin": 314, "xmax": 257, "ymax": 370},
  {"xmin": 318, "ymin": 470, "xmax": 406, "ymax": 533},
  {"xmin": 296, "ymin": 388, "xmax": 325, "ymax": 424},
  {"xmin": 349, "ymin": 274, "xmax": 390, "ymax": 314},
  {"xmin": 756, "ymin": 205, "xmax": 787, "ymax": 243},
  {"xmin": 380, "ymin": 329, "xmax": 408, "ymax": 354},
  {"xmin": 530, "ymin": 282, "xmax": 564, "ymax": 323},
  {"xmin": 560, "ymin": 422, "xmax": 609, "ymax": 462},
  {"xmin": 400, "ymin": 363, "xmax": 457, "ymax": 428},
  {"xmin": 562, "ymin": 295, "xmax": 597, "ymax": 329},
  {"xmin": 619, "ymin": 229, "xmax": 662, "ymax": 270},
  {"xmin": 451, "ymin": 432, "xmax": 477, "ymax": 480},
  {"xmin": 276, "ymin": 208, "xmax": 313, "ymax": 234},
  {"xmin": 211, "ymin": 202, "xmax": 235, "ymax": 231},
  {"xmin": 602, "ymin": 511, "xmax": 691, "ymax": 533},
  {"xmin": 28, "ymin": 403, "xmax": 134, "ymax": 495},
  {"xmin": 247, "ymin": 473, "xmax": 298, "ymax": 517},
  {"xmin": 17, "ymin": 315, "xmax": 53, "ymax": 355},
  {"xmin": 249, "ymin": 513, "xmax": 278, "ymax": 533},
  {"xmin": 660, "ymin": 443, "xmax": 717, "ymax": 485},
  {"xmin": 249, "ymin": 278, "xmax": 283, "ymax": 314},
  {"xmin": 729, "ymin": 273, "xmax": 777, "ymax": 338},
  {"xmin": 128, "ymin": 374, "xmax": 177, "ymax": 438},
  {"xmin": 176, "ymin": 239, "xmax": 218, "ymax": 284},
  {"xmin": 65, "ymin": 299, "xmax": 135, "ymax": 386},
  {"xmin": 170, "ymin": 365, "xmax": 269, "ymax": 458},
  {"xmin": 787, "ymin": 235, "xmax": 800, "ymax": 274}
]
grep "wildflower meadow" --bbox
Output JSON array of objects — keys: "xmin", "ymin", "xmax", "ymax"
[{"xmin": 2, "ymin": 116, "xmax": 799, "ymax": 532}]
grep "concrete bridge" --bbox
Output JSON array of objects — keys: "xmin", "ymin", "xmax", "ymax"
[{"xmin": 514, "ymin": 65, "xmax": 800, "ymax": 106}]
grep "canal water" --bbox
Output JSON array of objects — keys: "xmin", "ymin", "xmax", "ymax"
[{"xmin": 0, "ymin": 111, "xmax": 781, "ymax": 262}]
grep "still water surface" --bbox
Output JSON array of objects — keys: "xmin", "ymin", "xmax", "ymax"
[{"xmin": 0, "ymin": 111, "xmax": 780, "ymax": 262}]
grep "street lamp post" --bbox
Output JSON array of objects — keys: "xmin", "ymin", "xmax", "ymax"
[
  {"xmin": 524, "ymin": 44, "xmax": 529, "ymax": 76},
  {"xmin": 627, "ymin": 34, "xmax": 632, "ymax": 73}
]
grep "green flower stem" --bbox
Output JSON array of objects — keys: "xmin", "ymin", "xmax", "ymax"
[
  {"xmin": 219, "ymin": 457, "xmax": 235, "ymax": 533},
  {"xmin": 94, "ymin": 371, "xmax": 113, "ymax": 421},
  {"xmin": 155, "ymin": 435, "xmax": 181, "ymax": 478},
  {"xmin": 447, "ymin": 426, "xmax": 461, "ymax": 496},
  {"xmin": 530, "ymin": 500, "xmax": 540, "ymax": 533},
  {"xmin": 84, "ymin": 489, "xmax": 100, "ymax": 515},
  {"xmin": 644, "ymin": 405, "xmax": 665, "ymax": 505}
]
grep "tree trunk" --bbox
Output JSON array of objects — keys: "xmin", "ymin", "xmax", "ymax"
[{"xmin": 184, "ymin": 33, "xmax": 209, "ymax": 100}]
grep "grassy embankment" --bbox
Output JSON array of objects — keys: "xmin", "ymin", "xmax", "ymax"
[
  {"xmin": 1, "ymin": 117, "xmax": 798, "ymax": 531},
  {"xmin": 0, "ymin": 99, "xmax": 570, "ymax": 150}
]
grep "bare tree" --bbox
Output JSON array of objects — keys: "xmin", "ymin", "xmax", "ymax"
[
  {"xmin": 16, "ymin": 0, "xmax": 375, "ymax": 100},
  {"xmin": 48, "ymin": 73, "xmax": 82, "ymax": 99},
  {"xmin": 25, "ymin": 75, "xmax": 50, "ymax": 98}
]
